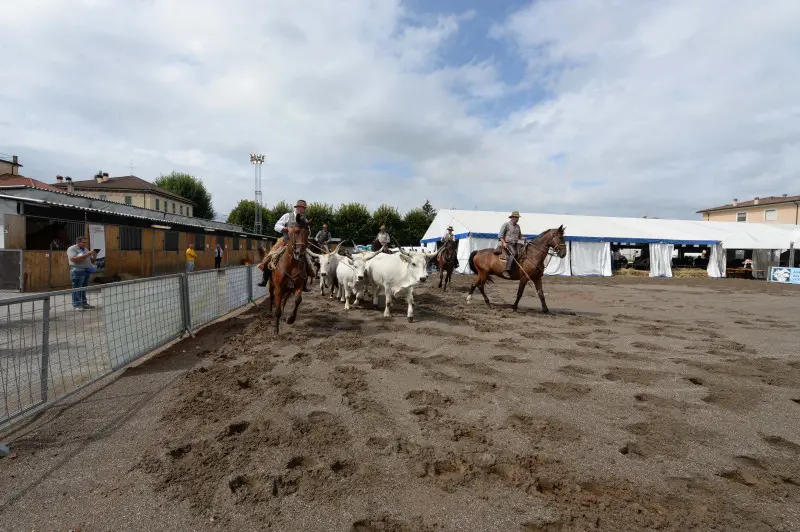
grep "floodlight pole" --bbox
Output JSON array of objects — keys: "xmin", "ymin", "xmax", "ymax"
[{"xmin": 249, "ymin": 153, "xmax": 265, "ymax": 234}]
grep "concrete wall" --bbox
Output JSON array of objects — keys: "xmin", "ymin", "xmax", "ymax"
[{"xmin": 703, "ymin": 202, "xmax": 800, "ymax": 224}]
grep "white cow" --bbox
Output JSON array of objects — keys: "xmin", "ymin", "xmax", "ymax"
[
  {"xmin": 336, "ymin": 254, "xmax": 368, "ymax": 310},
  {"xmin": 308, "ymin": 250, "xmax": 340, "ymax": 298},
  {"xmin": 365, "ymin": 250, "xmax": 437, "ymax": 322}
]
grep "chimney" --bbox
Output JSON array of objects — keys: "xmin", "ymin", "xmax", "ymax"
[
  {"xmin": 12, "ymin": 156, "xmax": 19, "ymax": 175},
  {"xmin": 102, "ymin": 172, "xmax": 109, "ymax": 182},
  {"xmin": 732, "ymin": 198, "xmax": 738, "ymax": 206},
  {"xmin": 754, "ymin": 197, "xmax": 760, "ymax": 205},
  {"xmin": 94, "ymin": 171, "xmax": 103, "ymax": 183},
  {"xmin": 783, "ymin": 193, "xmax": 788, "ymax": 198},
  {"xmin": 56, "ymin": 175, "xmax": 64, "ymax": 183},
  {"xmin": 66, "ymin": 176, "xmax": 74, "ymax": 194}
]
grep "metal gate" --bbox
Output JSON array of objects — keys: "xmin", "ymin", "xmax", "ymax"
[{"xmin": 0, "ymin": 250, "xmax": 23, "ymax": 291}]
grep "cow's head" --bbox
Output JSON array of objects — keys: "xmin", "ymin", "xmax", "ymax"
[
  {"xmin": 399, "ymin": 249, "xmax": 430, "ymax": 283},
  {"xmin": 351, "ymin": 255, "xmax": 367, "ymax": 282}
]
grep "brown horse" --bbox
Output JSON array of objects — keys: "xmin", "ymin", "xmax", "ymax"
[
  {"xmin": 266, "ymin": 214, "xmax": 310, "ymax": 334},
  {"xmin": 466, "ymin": 226, "xmax": 567, "ymax": 313},
  {"xmin": 437, "ymin": 239, "xmax": 458, "ymax": 291}
]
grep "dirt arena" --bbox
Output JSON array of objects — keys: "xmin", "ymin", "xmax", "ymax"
[{"xmin": 2, "ymin": 274, "xmax": 800, "ymax": 531}]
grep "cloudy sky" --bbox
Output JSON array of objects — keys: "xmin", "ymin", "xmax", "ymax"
[{"xmin": 2, "ymin": 0, "xmax": 799, "ymax": 221}]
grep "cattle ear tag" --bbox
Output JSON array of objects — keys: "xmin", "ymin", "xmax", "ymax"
[{"xmin": 400, "ymin": 255, "xmax": 408, "ymax": 262}]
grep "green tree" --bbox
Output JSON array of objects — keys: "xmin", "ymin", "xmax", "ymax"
[
  {"xmin": 305, "ymin": 202, "xmax": 335, "ymax": 234},
  {"xmin": 402, "ymin": 208, "xmax": 431, "ymax": 246},
  {"xmin": 154, "ymin": 171, "xmax": 216, "ymax": 219},
  {"xmin": 370, "ymin": 204, "xmax": 403, "ymax": 246},
  {"xmin": 225, "ymin": 199, "xmax": 260, "ymax": 232},
  {"xmin": 421, "ymin": 199, "xmax": 436, "ymax": 223},
  {"xmin": 334, "ymin": 203, "xmax": 372, "ymax": 244}
]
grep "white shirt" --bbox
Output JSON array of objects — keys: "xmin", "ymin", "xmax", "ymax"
[{"xmin": 274, "ymin": 210, "xmax": 296, "ymax": 233}]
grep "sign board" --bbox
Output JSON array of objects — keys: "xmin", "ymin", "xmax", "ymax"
[
  {"xmin": 88, "ymin": 224, "xmax": 106, "ymax": 271},
  {"xmin": 768, "ymin": 266, "xmax": 800, "ymax": 284}
]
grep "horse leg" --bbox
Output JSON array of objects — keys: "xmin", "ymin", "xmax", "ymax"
[
  {"xmin": 266, "ymin": 279, "xmax": 275, "ymax": 317},
  {"xmin": 444, "ymin": 267, "xmax": 452, "ymax": 291},
  {"xmin": 273, "ymin": 285, "xmax": 282, "ymax": 334},
  {"xmin": 512, "ymin": 277, "xmax": 527, "ymax": 312},
  {"xmin": 533, "ymin": 276, "xmax": 549, "ymax": 313},
  {"xmin": 406, "ymin": 288, "xmax": 414, "ymax": 323},
  {"xmin": 438, "ymin": 264, "xmax": 443, "ymax": 289},
  {"xmin": 287, "ymin": 286, "xmax": 303, "ymax": 324}
]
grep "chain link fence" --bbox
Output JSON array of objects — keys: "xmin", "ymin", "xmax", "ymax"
[{"xmin": 0, "ymin": 265, "xmax": 266, "ymax": 427}]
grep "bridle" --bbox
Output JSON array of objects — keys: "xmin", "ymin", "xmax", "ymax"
[
  {"xmin": 525, "ymin": 230, "xmax": 567, "ymax": 258},
  {"xmin": 287, "ymin": 225, "xmax": 308, "ymax": 260}
]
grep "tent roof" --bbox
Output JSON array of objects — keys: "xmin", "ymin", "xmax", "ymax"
[{"xmin": 421, "ymin": 209, "xmax": 797, "ymax": 249}]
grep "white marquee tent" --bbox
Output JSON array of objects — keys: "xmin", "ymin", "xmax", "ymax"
[{"xmin": 421, "ymin": 209, "xmax": 799, "ymax": 278}]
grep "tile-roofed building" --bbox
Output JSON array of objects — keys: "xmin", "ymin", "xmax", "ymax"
[
  {"xmin": 0, "ymin": 154, "xmax": 23, "ymax": 176},
  {"xmin": 0, "ymin": 173, "xmax": 63, "ymax": 193},
  {"xmin": 50, "ymin": 173, "xmax": 197, "ymax": 217},
  {"xmin": 698, "ymin": 194, "xmax": 800, "ymax": 225}
]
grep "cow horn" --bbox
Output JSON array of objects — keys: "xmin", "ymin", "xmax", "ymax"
[
  {"xmin": 306, "ymin": 249, "xmax": 320, "ymax": 259},
  {"xmin": 424, "ymin": 251, "xmax": 438, "ymax": 260}
]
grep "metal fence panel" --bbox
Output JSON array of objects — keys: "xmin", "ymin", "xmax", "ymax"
[
  {"xmin": 1, "ymin": 266, "xmax": 264, "ymax": 427},
  {"xmin": 251, "ymin": 265, "xmax": 268, "ymax": 300},
  {"xmin": 187, "ymin": 270, "xmax": 226, "ymax": 330},
  {"xmin": 226, "ymin": 266, "xmax": 250, "ymax": 312},
  {"xmin": 0, "ymin": 250, "xmax": 23, "ymax": 291},
  {"xmin": 103, "ymin": 276, "xmax": 184, "ymax": 370}
]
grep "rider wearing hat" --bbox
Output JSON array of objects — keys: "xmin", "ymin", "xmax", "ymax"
[
  {"xmin": 376, "ymin": 224, "xmax": 390, "ymax": 251},
  {"xmin": 439, "ymin": 225, "xmax": 459, "ymax": 268},
  {"xmin": 258, "ymin": 199, "xmax": 316, "ymax": 288},
  {"xmin": 498, "ymin": 210, "xmax": 526, "ymax": 278}
]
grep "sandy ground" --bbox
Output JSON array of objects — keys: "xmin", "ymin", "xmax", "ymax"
[{"xmin": 1, "ymin": 274, "xmax": 800, "ymax": 531}]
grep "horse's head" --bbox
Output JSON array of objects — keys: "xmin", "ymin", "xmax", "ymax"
[
  {"xmin": 288, "ymin": 214, "xmax": 310, "ymax": 260},
  {"xmin": 548, "ymin": 225, "xmax": 567, "ymax": 258}
]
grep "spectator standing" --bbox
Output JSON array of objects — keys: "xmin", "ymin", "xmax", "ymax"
[
  {"xmin": 186, "ymin": 243, "xmax": 197, "ymax": 272},
  {"xmin": 215, "ymin": 243, "xmax": 223, "ymax": 268},
  {"xmin": 67, "ymin": 236, "xmax": 96, "ymax": 310}
]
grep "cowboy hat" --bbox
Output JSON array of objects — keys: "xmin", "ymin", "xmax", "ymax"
[
  {"xmin": 295, "ymin": 200, "xmax": 307, "ymax": 208},
  {"xmin": 509, "ymin": 210, "xmax": 520, "ymax": 218},
  {"xmin": 447, "ymin": 226, "xmax": 453, "ymax": 230}
]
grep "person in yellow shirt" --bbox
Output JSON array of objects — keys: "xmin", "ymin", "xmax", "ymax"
[{"xmin": 186, "ymin": 244, "xmax": 197, "ymax": 272}]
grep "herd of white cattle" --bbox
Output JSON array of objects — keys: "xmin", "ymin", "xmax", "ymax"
[{"xmin": 306, "ymin": 248, "xmax": 438, "ymax": 322}]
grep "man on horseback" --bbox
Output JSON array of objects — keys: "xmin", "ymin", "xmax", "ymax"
[
  {"xmin": 498, "ymin": 211, "xmax": 526, "ymax": 279},
  {"xmin": 438, "ymin": 226, "xmax": 459, "ymax": 268},
  {"xmin": 257, "ymin": 199, "xmax": 317, "ymax": 289},
  {"xmin": 375, "ymin": 225, "xmax": 391, "ymax": 252},
  {"xmin": 314, "ymin": 223, "xmax": 331, "ymax": 252}
]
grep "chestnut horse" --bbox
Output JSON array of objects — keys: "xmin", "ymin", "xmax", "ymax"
[
  {"xmin": 266, "ymin": 214, "xmax": 310, "ymax": 334},
  {"xmin": 467, "ymin": 226, "xmax": 567, "ymax": 313},
  {"xmin": 437, "ymin": 239, "xmax": 458, "ymax": 291}
]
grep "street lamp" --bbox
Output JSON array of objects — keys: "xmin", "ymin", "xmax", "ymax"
[{"xmin": 249, "ymin": 153, "xmax": 265, "ymax": 234}]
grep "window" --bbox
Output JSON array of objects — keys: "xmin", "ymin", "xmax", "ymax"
[
  {"xmin": 172, "ymin": 203, "xmax": 176, "ymax": 214},
  {"xmin": 246, "ymin": 239, "xmax": 253, "ymax": 251},
  {"xmin": 187, "ymin": 207, "xmax": 192, "ymax": 217},
  {"xmin": 155, "ymin": 198, "xmax": 160, "ymax": 211},
  {"xmin": 120, "ymin": 226, "xmax": 142, "ymax": 250},
  {"xmin": 233, "ymin": 237, "xmax": 240, "ymax": 251},
  {"xmin": 736, "ymin": 212, "xmax": 746, "ymax": 222},
  {"xmin": 764, "ymin": 209, "xmax": 777, "ymax": 222},
  {"xmin": 124, "ymin": 195, "xmax": 132, "ymax": 205},
  {"xmin": 180, "ymin": 205, "xmax": 183, "ymax": 215},
  {"xmin": 25, "ymin": 218, "xmax": 84, "ymax": 250},
  {"xmin": 164, "ymin": 231, "xmax": 179, "ymax": 251},
  {"xmin": 216, "ymin": 235, "xmax": 225, "ymax": 249},
  {"xmin": 194, "ymin": 233, "xmax": 205, "ymax": 250}
]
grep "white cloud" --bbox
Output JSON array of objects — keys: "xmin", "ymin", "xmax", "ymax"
[{"xmin": 1, "ymin": 0, "xmax": 798, "ymax": 229}]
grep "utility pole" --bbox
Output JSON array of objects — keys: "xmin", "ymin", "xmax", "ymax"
[{"xmin": 249, "ymin": 153, "xmax": 265, "ymax": 234}]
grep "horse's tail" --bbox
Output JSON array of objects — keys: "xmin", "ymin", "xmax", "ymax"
[
  {"xmin": 468, "ymin": 249, "xmax": 494, "ymax": 283},
  {"xmin": 468, "ymin": 250, "xmax": 478, "ymax": 274}
]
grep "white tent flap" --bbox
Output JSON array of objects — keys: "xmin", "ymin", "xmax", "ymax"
[
  {"xmin": 707, "ymin": 243, "xmax": 726, "ymax": 278},
  {"xmin": 571, "ymin": 241, "xmax": 611, "ymax": 276},
  {"xmin": 544, "ymin": 243, "xmax": 571, "ymax": 276},
  {"xmin": 649, "ymin": 243, "xmax": 674, "ymax": 278}
]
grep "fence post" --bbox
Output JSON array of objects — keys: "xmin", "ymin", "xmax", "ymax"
[
  {"xmin": 247, "ymin": 265, "xmax": 255, "ymax": 304},
  {"xmin": 40, "ymin": 296, "xmax": 50, "ymax": 402},
  {"xmin": 179, "ymin": 274, "xmax": 195, "ymax": 337}
]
